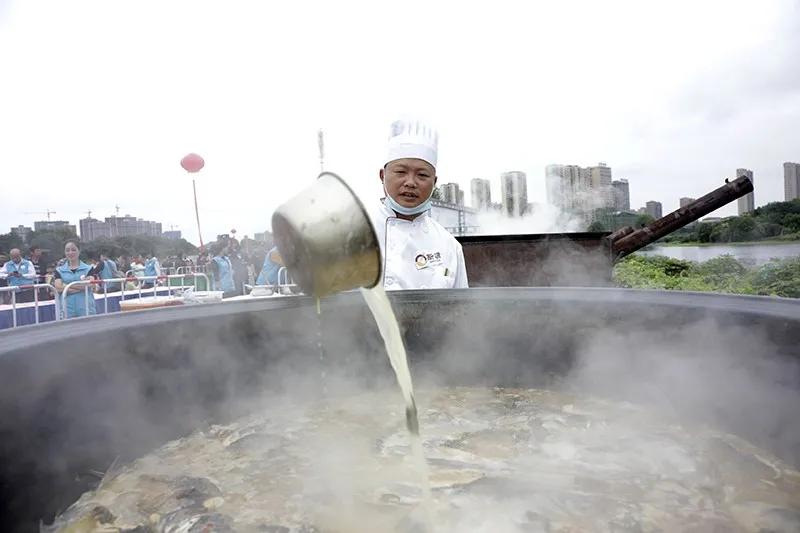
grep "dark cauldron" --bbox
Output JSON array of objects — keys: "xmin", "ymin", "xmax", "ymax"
[{"xmin": 1, "ymin": 288, "xmax": 799, "ymax": 531}]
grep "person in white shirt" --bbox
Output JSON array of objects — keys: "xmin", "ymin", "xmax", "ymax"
[{"xmin": 372, "ymin": 119, "xmax": 468, "ymax": 290}]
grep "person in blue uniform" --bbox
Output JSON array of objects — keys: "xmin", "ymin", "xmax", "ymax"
[
  {"xmin": 0, "ymin": 248, "xmax": 38, "ymax": 303},
  {"xmin": 54, "ymin": 241, "xmax": 97, "ymax": 318},
  {"xmin": 100, "ymin": 252, "xmax": 121, "ymax": 291},
  {"xmin": 256, "ymin": 247, "xmax": 284, "ymax": 286},
  {"xmin": 210, "ymin": 243, "xmax": 236, "ymax": 297},
  {"xmin": 142, "ymin": 253, "xmax": 161, "ymax": 288}
]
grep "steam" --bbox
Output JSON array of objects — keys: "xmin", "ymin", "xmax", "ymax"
[
  {"xmin": 473, "ymin": 203, "xmax": 586, "ymax": 235},
  {"xmin": 408, "ymin": 293, "xmax": 800, "ymax": 468},
  {"xmin": 9, "ymin": 277, "xmax": 800, "ymax": 530}
]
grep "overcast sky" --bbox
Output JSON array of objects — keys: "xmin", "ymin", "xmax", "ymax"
[{"xmin": 1, "ymin": 0, "xmax": 798, "ymax": 244}]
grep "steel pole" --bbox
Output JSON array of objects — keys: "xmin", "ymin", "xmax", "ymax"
[{"xmin": 193, "ymin": 178, "xmax": 204, "ymax": 251}]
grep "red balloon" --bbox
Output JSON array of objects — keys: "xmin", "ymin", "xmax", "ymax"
[{"xmin": 180, "ymin": 153, "xmax": 205, "ymax": 173}]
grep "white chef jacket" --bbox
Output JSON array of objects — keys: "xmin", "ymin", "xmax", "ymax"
[{"xmin": 370, "ymin": 199, "xmax": 468, "ymax": 290}]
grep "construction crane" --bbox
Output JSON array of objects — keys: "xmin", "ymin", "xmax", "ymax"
[{"xmin": 23, "ymin": 209, "xmax": 57, "ymax": 221}]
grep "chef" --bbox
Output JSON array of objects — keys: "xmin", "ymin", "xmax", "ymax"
[{"xmin": 373, "ymin": 118, "xmax": 468, "ymax": 290}]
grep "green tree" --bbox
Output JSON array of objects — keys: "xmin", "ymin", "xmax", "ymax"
[
  {"xmin": 587, "ymin": 220, "xmax": 607, "ymax": 232},
  {"xmin": 783, "ymin": 213, "xmax": 800, "ymax": 233},
  {"xmin": 710, "ymin": 221, "xmax": 731, "ymax": 242},
  {"xmin": 753, "ymin": 199, "xmax": 800, "ymax": 226},
  {"xmin": 727, "ymin": 216, "xmax": 757, "ymax": 241},
  {"xmin": 28, "ymin": 229, "xmax": 79, "ymax": 255},
  {"xmin": 81, "ymin": 235, "xmax": 198, "ymax": 259},
  {"xmin": 0, "ymin": 232, "xmax": 24, "ymax": 254},
  {"xmin": 696, "ymin": 223, "xmax": 713, "ymax": 243},
  {"xmin": 635, "ymin": 214, "xmax": 655, "ymax": 227},
  {"xmin": 751, "ymin": 258, "xmax": 800, "ymax": 298}
]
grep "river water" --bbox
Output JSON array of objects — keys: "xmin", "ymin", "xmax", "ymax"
[{"xmin": 637, "ymin": 242, "xmax": 800, "ymax": 265}]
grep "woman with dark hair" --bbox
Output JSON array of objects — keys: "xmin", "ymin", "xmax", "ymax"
[{"xmin": 53, "ymin": 241, "xmax": 97, "ymax": 318}]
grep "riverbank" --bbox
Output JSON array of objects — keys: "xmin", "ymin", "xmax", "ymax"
[
  {"xmin": 613, "ymin": 254, "xmax": 800, "ymax": 298},
  {"xmin": 658, "ymin": 236, "xmax": 800, "ymax": 247}
]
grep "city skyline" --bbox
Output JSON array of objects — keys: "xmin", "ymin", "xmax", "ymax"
[
  {"xmin": 1, "ymin": 1, "xmax": 798, "ymax": 243},
  {"xmin": 6, "ymin": 159, "xmax": 790, "ymax": 241},
  {"xmin": 79, "ymin": 215, "xmax": 164, "ymax": 242}
]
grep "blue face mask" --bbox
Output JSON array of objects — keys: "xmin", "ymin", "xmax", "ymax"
[
  {"xmin": 383, "ymin": 195, "xmax": 432, "ymax": 217},
  {"xmin": 383, "ymin": 182, "xmax": 434, "ymax": 217}
]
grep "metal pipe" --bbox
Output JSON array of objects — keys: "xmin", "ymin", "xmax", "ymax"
[
  {"xmin": 611, "ymin": 176, "xmax": 753, "ymax": 258},
  {"xmin": 33, "ymin": 285, "xmax": 39, "ymax": 325},
  {"xmin": 193, "ymin": 178, "xmax": 204, "ymax": 252},
  {"xmin": 11, "ymin": 290, "xmax": 16, "ymax": 328}
]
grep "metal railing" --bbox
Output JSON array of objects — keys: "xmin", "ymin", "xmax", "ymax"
[
  {"xmin": 176, "ymin": 265, "xmax": 208, "ymax": 275},
  {"xmin": 243, "ymin": 267, "xmax": 299, "ymax": 297},
  {"xmin": 276, "ymin": 267, "xmax": 298, "ymax": 295},
  {"xmin": 61, "ymin": 273, "xmax": 210, "ymax": 318},
  {"xmin": 0, "ymin": 284, "xmax": 60, "ymax": 328}
]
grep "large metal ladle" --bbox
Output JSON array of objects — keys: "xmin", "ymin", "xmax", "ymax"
[{"xmin": 272, "ymin": 172, "xmax": 382, "ymax": 298}]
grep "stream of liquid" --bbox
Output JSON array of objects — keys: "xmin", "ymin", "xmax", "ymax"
[
  {"xmin": 315, "ymin": 297, "xmax": 327, "ymax": 396},
  {"xmin": 360, "ymin": 286, "xmax": 434, "ymax": 528}
]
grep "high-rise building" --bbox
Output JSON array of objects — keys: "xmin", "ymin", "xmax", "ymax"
[
  {"xmin": 501, "ymin": 171, "xmax": 528, "ymax": 217},
  {"xmin": 546, "ymin": 164, "xmax": 590, "ymax": 212},
  {"xmin": 588, "ymin": 162, "xmax": 612, "ymax": 189},
  {"xmin": 9, "ymin": 225, "xmax": 33, "ymax": 244},
  {"xmin": 439, "ymin": 182, "xmax": 462, "ymax": 206},
  {"xmin": 611, "ymin": 179, "xmax": 630, "ymax": 211},
  {"xmin": 79, "ymin": 214, "xmax": 163, "ymax": 241},
  {"xmin": 254, "ymin": 231, "xmax": 273, "ymax": 244},
  {"xmin": 162, "ymin": 230, "xmax": 182, "ymax": 240},
  {"xmin": 785, "ymin": 162, "xmax": 800, "ymax": 201},
  {"xmin": 33, "ymin": 220, "xmax": 76, "ymax": 234},
  {"xmin": 587, "ymin": 162, "xmax": 614, "ymax": 208},
  {"xmin": 736, "ymin": 168, "xmax": 755, "ymax": 214},
  {"xmin": 79, "ymin": 217, "xmax": 112, "ymax": 241},
  {"xmin": 546, "ymin": 163, "xmax": 615, "ymax": 221},
  {"xmin": 679, "ymin": 197, "xmax": 696, "ymax": 208},
  {"xmin": 645, "ymin": 201, "xmax": 663, "ymax": 220},
  {"xmin": 470, "ymin": 178, "xmax": 492, "ymax": 210}
]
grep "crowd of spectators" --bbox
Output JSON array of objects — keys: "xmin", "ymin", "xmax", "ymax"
[{"xmin": 1, "ymin": 234, "xmax": 284, "ymax": 308}]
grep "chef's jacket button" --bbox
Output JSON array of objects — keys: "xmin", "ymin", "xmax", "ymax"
[{"xmin": 386, "ymin": 277, "xmax": 394, "ymax": 285}]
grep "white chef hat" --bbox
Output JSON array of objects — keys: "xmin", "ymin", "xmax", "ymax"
[{"xmin": 384, "ymin": 118, "xmax": 438, "ymax": 169}]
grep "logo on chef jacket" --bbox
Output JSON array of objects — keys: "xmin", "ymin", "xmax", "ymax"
[{"xmin": 414, "ymin": 252, "xmax": 442, "ymax": 270}]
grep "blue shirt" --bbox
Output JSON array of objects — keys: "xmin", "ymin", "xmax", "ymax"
[
  {"xmin": 143, "ymin": 257, "xmax": 160, "ymax": 277},
  {"xmin": 56, "ymin": 261, "xmax": 97, "ymax": 318},
  {"xmin": 2, "ymin": 259, "xmax": 37, "ymax": 287},
  {"xmin": 256, "ymin": 247, "xmax": 282, "ymax": 285},
  {"xmin": 100, "ymin": 259, "xmax": 121, "ymax": 291},
  {"xmin": 212, "ymin": 255, "xmax": 236, "ymax": 293}
]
